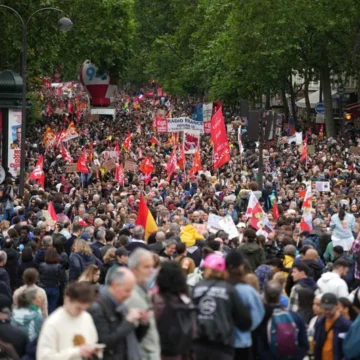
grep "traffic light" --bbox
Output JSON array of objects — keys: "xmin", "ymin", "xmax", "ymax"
[{"xmin": 345, "ymin": 113, "xmax": 352, "ymax": 121}]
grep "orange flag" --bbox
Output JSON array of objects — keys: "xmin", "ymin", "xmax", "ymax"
[
  {"xmin": 65, "ymin": 121, "xmax": 79, "ymax": 140},
  {"xmin": 301, "ymin": 135, "xmax": 308, "ymax": 163},
  {"xmin": 139, "ymin": 156, "xmax": 154, "ymax": 175},
  {"xmin": 177, "ymin": 143, "xmax": 185, "ymax": 170},
  {"xmin": 190, "ymin": 146, "xmax": 201, "ymax": 176},
  {"xmin": 136, "ymin": 194, "xmax": 158, "ymax": 241}
]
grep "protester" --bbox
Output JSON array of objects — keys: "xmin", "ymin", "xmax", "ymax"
[
  {"xmin": 191, "ymin": 253, "xmax": 252, "ymax": 360},
  {"xmin": 88, "ymin": 267, "xmax": 148, "ymax": 360},
  {"xmin": 37, "ymin": 282, "xmax": 100, "ymax": 360}
]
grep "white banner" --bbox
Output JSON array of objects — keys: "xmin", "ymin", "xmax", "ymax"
[
  {"xmin": 8, "ymin": 109, "xmax": 22, "ymax": 177},
  {"xmin": 203, "ymin": 103, "xmax": 213, "ymax": 122},
  {"xmin": 167, "ymin": 117, "xmax": 204, "ymax": 133},
  {"xmin": 184, "ymin": 130, "xmax": 200, "ymax": 154},
  {"xmin": 315, "ymin": 181, "xmax": 330, "ymax": 192}
]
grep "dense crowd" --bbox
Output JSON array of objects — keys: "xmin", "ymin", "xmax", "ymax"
[{"xmin": 1, "ymin": 87, "xmax": 360, "ymax": 360}]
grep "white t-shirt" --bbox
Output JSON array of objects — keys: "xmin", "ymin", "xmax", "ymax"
[{"xmin": 37, "ymin": 307, "xmax": 98, "ymax": 360}]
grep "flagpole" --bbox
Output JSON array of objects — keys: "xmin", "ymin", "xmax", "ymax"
[{"xmin": 182, "ymin": 131, "xmax": 186, "ymax": 184}]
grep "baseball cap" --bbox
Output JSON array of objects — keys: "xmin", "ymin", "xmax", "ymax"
[
  {"xmin": 115, "ymin": 248, "xmax": 130, "ymax": 257},
  {"xmin": 320, "ymin": 293, "xmax": 338, "ymax": 310},
  {"xmin": 203, "ymin": 254, "xmax": 225, "ymax": 272}
]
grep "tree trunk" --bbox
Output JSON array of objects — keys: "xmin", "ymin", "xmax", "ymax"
[
  {"xmin": 304, "ymin": 70, "xmax": 312, "ymax": 128},
  {"xmin": 266, "ymin": 89, "xmax": 271, "ymax": 110},
  {"xmin": 288, "ymin": 76, "xmax": 297, "ymax": 124},
  {"xmin": 320, "ymin": 62, "xmax": 335, "ymax": 137}
]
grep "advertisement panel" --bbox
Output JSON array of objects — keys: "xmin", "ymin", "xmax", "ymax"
[{"xmin": 8, "ymin": 109, "xmax": 22, "ymax": 176}]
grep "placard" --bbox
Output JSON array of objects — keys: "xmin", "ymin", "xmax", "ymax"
[
  {"xmin": 315, "ymin": 181, "xmax": 330, "ymax": 192},
  {"xmin": 43, "ymin": 210, "xmax": 55, "ymax": 226},
  {"xmin": 124, "ymin": 160, "xmax": 138, "ymax": 172},
  {"xmin": 102, "ymin": 159, "xmax": 117, "ymax": 171},
  {"xmin": 65, "ymin": 163, "xmax": 78, "ymax": 173},
  {"xmin": 218, "ymin": 216, "xmax": 239, "ymax": 239},
  {"xmin": 207, "ymin": 213, "xmax": 222, "ymax": 233},
  {"xmin": 350, "ymin": 146, "xmax": 360, "ymax": 155}
]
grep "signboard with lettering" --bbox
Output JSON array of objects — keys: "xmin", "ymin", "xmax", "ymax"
[{"xmin": 65, "ymin": 163, "xmax": 78, "ymax": 173}]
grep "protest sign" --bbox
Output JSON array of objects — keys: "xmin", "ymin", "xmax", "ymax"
[
  {"xmin": 102, "ymin": 159, "xmax": 117, "ymax": 171},
  {"xmin": 65, "ymin": 163, "xmax": 78, "ymax": 173},
  {"xmin": 315, "ymin": 181, "xmax": 330, "ymax": 192},
  {"xmin": 124, "ymin": 160, "xmax": 138, "ymax": 172},
  {"xmin": 218, "ymin": 216, "xmax": 239, "ymax": 239},
  {"xmin": 184, "ymin": 130, "xmax": 200, "ymax": 154},
  {"xmin": 207, "ymin": 214, "xmax": 222, "ymax": 233}
]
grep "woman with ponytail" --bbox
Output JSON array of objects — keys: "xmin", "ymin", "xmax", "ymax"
[{"xmin": 330, "ymin": 202, "xmax": 355, "ymax": 251}]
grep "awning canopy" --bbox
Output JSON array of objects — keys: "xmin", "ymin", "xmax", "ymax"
[{"xmin": 296, "ymin": 89, "xmax": 337, "ymax": 108}]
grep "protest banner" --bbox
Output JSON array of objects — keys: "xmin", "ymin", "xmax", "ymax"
[
  {"xmin": 7, "ymin": 109, "xmax": 22, "ymax": 177},
  {"xmin": 207, "ymin": 213, "xmax": 222, "ymax": 233},
  {"xmin": 102, "ymin": 159, "xmax": 117, "ymax": 171},
  {"xmin": 167, "ymin": 117, "xmax": 204, "ymax": 133},
  {"xmin": 218, "ymin": 216, "xmax": 239, "ymax": 239},
  {"xmin": 184, "ymin": 130, "xmax": 200, "ymax": 154},
  {"xmin": 155, "ymin": 117, "xmax": 168, "ymax": 133}
]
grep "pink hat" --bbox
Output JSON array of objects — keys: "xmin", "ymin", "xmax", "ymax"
[{"xmin": 203, "ymin": 254, "xmax": 225, "ymax": 272}]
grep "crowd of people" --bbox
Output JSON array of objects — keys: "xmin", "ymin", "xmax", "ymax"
[{"xmin": 1, "ymin": 85, "xmax": 360, "ymax": 359}]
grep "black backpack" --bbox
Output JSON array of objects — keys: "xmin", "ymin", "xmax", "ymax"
[{"xmin": 153, "ymin": 293, "xmax": 197, "ymax": 356}]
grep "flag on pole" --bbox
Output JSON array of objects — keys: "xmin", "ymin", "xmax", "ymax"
[
  {"xmin": 301, "ymin": 134, "xmax": 308, "ymax": 163},
  {"xmin": 245, "ymin": 191, "xmax": 272, "ymax": 231},
  {"xmin": 150, "ymin": 136, "xmax": 160, "ymax": 147},
  {"xmin": 122, "ymin": 133, "xmax": 132, "ymax": 152},
  {"xmin": 48, "ymin": 201, "xmax": 58, "ymax": 222},
  {"xmin": 77, "ymin": 148, "xmax": 89, "ymax": 174},
  {"xmin": 88, "ymin": 141, "xmax": 93, "ymax": 162},
  {"xmin": 177, "ymin": 142, "xmax": 185, "ymax": 170},
  {"xmin": 29, "ymin": 155, "xmax": 45, "ymax": 188},
  {"xmin": 139, "ymin": 156, "xmax": 154, "ymax": 175},
  {"xmin": 61, "ymin": 144, "xmax": 73, "ymax": 163},
  {"xmin": 136, "ymin": 194, "xmax": 158, "ymax": 241},
  {"xmin": 190, "ymin": 146, "xmax": 202, "ymax": 176},
  {"xmin": 115, "ymin": 164, "xmax": 125, "ymax": 186},
  {"xmin": 166, "ymin": 149, "xmax": 177, "ymax": 181},
  {"xmin": 237, "ymin": 126, "xmax": 244, "ymax": 155},
  {"xmin": 211, "ymin": 107, "xmax": 230, "ymax": 170},
  {"xmin": 300, "ymin": 186, "xmax": 313, "ymax": 232},
  {"xmin": 65, "ymin": 121, "xmax": 79, "ymax": 141}
]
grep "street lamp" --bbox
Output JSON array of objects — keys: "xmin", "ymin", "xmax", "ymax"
[{"xmin": 0, "ymin": 5, "xmax": 72, "ymax": 197}]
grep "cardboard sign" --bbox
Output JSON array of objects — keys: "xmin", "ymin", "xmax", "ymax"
[
  {"xmin": 207, "ymin": 213, "xmax": 222, "ymax": 233},
  {"xmin": 315, "ymin": 181, "xmax": 330, "ymax": 192},
  {"xmin": 124, "ymin": 160, "xmax": 138, "ymax": 172},
  {"xmin": 43, "ymin": 210, "xmax": 55, "ymax": 226},
  {"xmin": 350, "ymin": 146, "xmax": 360, "ymax": 155},
  {"xmin": 65, "ymin": 163, "xmax": 78, "ymax": 173},
  {"xmin": 102, "ymin": 159, "xmax": 117, "ymax": 171},
  {"xmin": 218, "ymin": 216, "xmax": 239, "ymax": 239},
  {"xmin": 308, "ymin": 145, "xmax": 315, "ymax": 155}
]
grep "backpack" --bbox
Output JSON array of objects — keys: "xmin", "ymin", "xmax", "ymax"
[
  {"xmin": 267, "ymin": 308, "xmax": 298, "ymax": 359},
  {"xmin": 153, "ymin": 293, "xmax": 197, "ymax": 356}
]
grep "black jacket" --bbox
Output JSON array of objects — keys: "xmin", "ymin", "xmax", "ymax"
[
  {"xmin": 38, "ymin": 263, "xmax": 62, "ymax": 288},
  {"xmin": 3, "ymin": 248, "xmax": 19, "ymax": 290},
  {"xmin": 16, "ymin": 259, "xmax": 36, "ymax": 287},
  {"xmin": 90, "ymin": 241, "xmax": 105, "ymax": 261},
  {"xmin": 0, "ymin": 267, "xmax": 10, "ymax": 294},
  {"xmin": 0, "ymin": 320, "xmax": 28, "ymax": 357},
  {"xmin": 192, "ymin": 278, "xmax": 252, "ymax": 353},
  {"xmin": 88, "ymin": 289, "xmax": 148, "ymax": 360}
]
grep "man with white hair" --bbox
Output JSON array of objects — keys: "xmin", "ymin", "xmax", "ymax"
[
  {"xmin": 91, "ymin": 227, "xmax": 106, "ymax": 261},
  {"xmin": 127, "ymin": 249, "xmax": 160, "ymax": 360}
]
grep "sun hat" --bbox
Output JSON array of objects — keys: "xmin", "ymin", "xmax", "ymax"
[{"xmin": 203, "ymin": 253, "xmax": 226, "ymax": 272}]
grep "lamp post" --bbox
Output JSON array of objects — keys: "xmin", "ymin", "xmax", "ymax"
[{"xmin": 0, "ymin": 5, "xmax": 72, "ymax": 197}]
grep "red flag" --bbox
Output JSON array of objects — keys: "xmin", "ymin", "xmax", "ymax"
[
  {"xmin": 114, "ymin": 142, "xmax": 120, "ymax": 159},
  {"xmin": 150, "ymin": 136, "xmax": 160, "ymax": 147},
  {"xmin": 246, "ymin": 192, "xmax": 272, "ymax": 231},
  {"xmin": 115, "ymin": 164, "xmax": 125, "ymax": 186},
  {"xmin": 122, "ymin": 133, "xmax": 132, "ymax": 152},
  {"xmin": 177, "ymin": 143, "xmax": 185, "ymax": 170},
  {"xmin": 301, "ymin": 135, "xmax": 308, "ymax": 163},
  {"xmin": 210, "ymin": 107, "xmax": 230, "ymax": 170},
  {"xmin": 136, "ymin": 194, "xmax": 158, "ymax": 241},
  {"xmin": 166, "ymin": 149, "xmax": 177, "ymax": 180},
  {"xmin": 77, "ymin": 148, "xmax": 89, "ymax": 174},
  {"xmin": 29, "ymin": 155, "xmax": 45, "ymax": 188},
  {"xmin": 190, "ymin": 147, "xmax": 201, "ymax": 176},
  {"xmin": 139, "ymin": 156, "xmax": 154, "ymax": 175},
  {"xmin": 48, "ymin": 201, "xmax": 58, "ymax": 222},
  {"xmin": 61, "ymin": 144, "xmax": 73, "ymax": 163},
  {"xmin": 300, "ymin": 186, "xmax": 313, "ymax": 232},
  {"xmin": 88, "ymin": 141, "xmax": 93, "ymax": 162},
  {"xmin": 273, "ymin": 201, "xmax": 279, "ymax": 220}
]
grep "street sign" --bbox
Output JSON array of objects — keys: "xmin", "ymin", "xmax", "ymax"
[{"xmin": 315, "ymin": 103, "xmax": 325, "ymax": 114}]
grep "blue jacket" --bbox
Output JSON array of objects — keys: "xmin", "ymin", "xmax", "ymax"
[
  {"xmin": 254, "ymin": 305, "xmax": 308, "ymax": 360},
  {"xmin": 69, "ymin": 252, "xmax": 102, "ymax": 281},
  {"xmin": 314, "ymin": 315, "xmax": 351, "ymax": 360},
  {"xmin": 344, "ymin": 314, "xmax": 360, "ymax": 359},
  {"xmin": 234, "ymin": 283, "xmax": 265, "ymax": 348}
]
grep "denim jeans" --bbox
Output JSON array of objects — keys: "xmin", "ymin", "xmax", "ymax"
[
  {"xmin": 44, "ymin": 287, "xmax": 60, "ymax": 314},
  {"xmin": 2, "ymin": 201, "xmax": 14, "ymax": 221}
]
